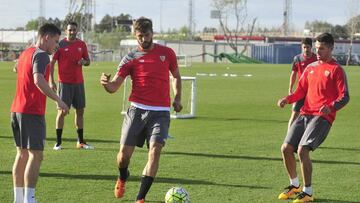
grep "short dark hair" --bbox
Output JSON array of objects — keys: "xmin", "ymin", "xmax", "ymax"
[
  {"xmin": 38, "ymin": 23, "xmax": 61, "ymax": 37},
  {"xmin": 67, "ymin": 21, "xmax": 78, "ymax": 28},
  {"xmin": 301, "ymin": 38, "xmax": 312, "ymax": 46},
  {"xmin": 133, "ymin": 17, "xmax": 153, "ymax": 33},
  {"xmin": 316, "ymin": 33, "xmax": 334, "ymax": 47}
]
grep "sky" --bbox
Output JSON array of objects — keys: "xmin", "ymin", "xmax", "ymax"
[{"xmin": 0, "ymin": 0, "xmax": 355, "ymax": 32}]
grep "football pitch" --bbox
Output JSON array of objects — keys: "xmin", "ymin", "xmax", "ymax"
[{"xmin": 0, "ymin": 61, "xmax": 359, "ymax": 202}]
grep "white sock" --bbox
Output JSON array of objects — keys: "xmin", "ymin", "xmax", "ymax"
[
  {"xmin": 24, "ymin": 187, "xmax": 36, "ymax": 203},
  {"xmin": 290, "ymin": 177, "xmax": 300, "ymax": 187},
  {"xmin": 14, "ymin": 187, "xmax": 24, "ymax": 203},
  {"xmin": 303, "ymin": 186, "xmax": 312, "ymax": 195}
]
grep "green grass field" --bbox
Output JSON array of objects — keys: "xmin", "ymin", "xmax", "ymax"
[{"xmin": 1, "ymin": 61, "xmax": 360, "ymax": 203}]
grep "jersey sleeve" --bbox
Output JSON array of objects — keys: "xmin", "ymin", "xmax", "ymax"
[
  {"xmin": 291, "ymin": 56, "xmax": 298, "ymax": 72},
  {"xmin": 168, "ymin": 48, "xmax": 178, "ymax": 72},
  {"xmin": 82, "ymin": 41, "xmax": 90, "ymax": 60},
  {"xmin": 330, "ymin": 66, "xmax": 350, "ymax": 111},
  {"xmin": 286, "ymin": 68, "xmax": 308, "ymax": 103},
  {"xmin": 116, "ymin": 54, "xmax": 132, "ymax": 78},
  {"xmin": 32, "ymin": 52, "xmax": 50, "ymax": 75}
]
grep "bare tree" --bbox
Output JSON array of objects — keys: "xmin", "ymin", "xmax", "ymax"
[
  {"xmin": 212, "ymin": 0, "xmax": 256, "ymax": 55},
  {"xmin": 346, "ymin": 0, "xmax": 360, "ymax": 66}
]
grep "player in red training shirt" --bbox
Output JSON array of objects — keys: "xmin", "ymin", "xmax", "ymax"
[
  {"xmin": 100, "ymin": 17, "xmax": 182, "ymax": 203},
  {"xmin": 277, "ymin": 33, "xmax": 349, "ymax": 203},
  {"xmin": 287, "ymin": 38, "xmax": 317, "ymax": 130},
  {"xmin": 11, "ymin": 24, "xmax": 68, "ymax": 203},
  {"xmin": 49, "ymin": 22, "xmax": 92, "ymax": 150}
]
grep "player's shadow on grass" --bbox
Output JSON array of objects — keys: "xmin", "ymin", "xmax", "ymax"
[
  {"xmin": 162, "ymin": 151, "xmax": 360, "ymax": 166},
  {"xmin": 0, "ymin": 170, "xmax": 268, "ymax": 190},
  {"xmin": 315, "ymin": 198, "xmax": 360, "ymax": 203},
  {"xmin": 319, "ymin": 146, "xmax": 360, "ymax": 152},
  {"xmin": 197, "ymin": 116, "xmax": 287, "ymax": 123},
  {"xmin": 0, "ymin": 135, "xmax": 119, "ymax": 144},
  {"xmin": 46, "ymin": 137, "xmax": 119, "ymax": 144},
  {"xmin": 122, "ymin": 200, "xmax": 162, "ymax": 203}
]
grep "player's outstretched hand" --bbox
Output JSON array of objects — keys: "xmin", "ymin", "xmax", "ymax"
[
  {"xmin": 172, "ymin": 99, "xmax": 183, "ymax": 112},
  {"xmin": 100, "ymin": 73, "xmax": 111, "ymax": 85},
  {"xmin": 277, "ymin": 98, "xmax": 288, "ymax": 108},
  {"xmin": 57, "ymin": 100, "xmax": 69, "ymax": 115}
]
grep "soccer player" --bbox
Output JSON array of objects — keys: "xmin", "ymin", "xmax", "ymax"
[
  {"xmin": 277, "ymin": 33, "xmax": 350, "ymax": 203},
  {"xmin": 100, "ymin": 17, "xmax": 182, "ymax": 203},
  {"xmin": 11, "ymin": 23, "xmax": 69, "ymax": 203},
  {"xmin": 49, "ymin": 22, "xmax": 92, "ymax": 150},
  {"xmin": 287, "ymin": 38, "xmax": 317, "ymax": 129}
]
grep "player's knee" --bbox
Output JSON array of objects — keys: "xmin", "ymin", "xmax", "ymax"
[
  {"xmin": 76, "ymin": 109, "xmax": 84, "ymax": 116},
  {"xmin": 18, "ymin": 149, "xmax": 29, "ymax": 160},
  {"xmin": 281, "ymin": 143, "xmax": 294, "ymax": 155},
  {"xmin": 29, "ymin": 150, "xmax": 44, "ymax": 162},
  {"xmin": 297, "ymin": 147, "xmax": 310, "ymax": 160},
  {"xmin": 148, "ymin": 143, "xmax": 163, "ymax": 161},
  {"xmin": 58, "ymin": 110, "xmax": 68, "ymax": 117}
]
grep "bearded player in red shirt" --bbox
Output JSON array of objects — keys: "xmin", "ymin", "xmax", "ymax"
[
  {"xmin": 277, "ymin": 33, "xmax": 350, "ymax": 202},
  {"xmin": 11, "ymin": 24, "xmax": 69, "ymax": 203},
  {"xmin": 49, "ymin": 22, "xmax": 92, "ymax": 150},
  {"xmin": 287, "ymin": 38, "xmax": 317, "ymax": 130},
  {"xmin": 100, "ymin": 17, "xmax": 182, "ymax": 203}
]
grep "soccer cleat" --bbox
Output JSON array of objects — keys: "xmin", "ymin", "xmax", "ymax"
[
  {"xmin": 114, "ymin": 179, "xmax": 126, "ymax": 198},
  {"xmin": 292, "ymin": 192, "xmax": 314, "ymax": 203},
  {"xmin": 76, "ymin": 142, "xmax": 94, "ymax": 150},
  {"xmin": 278, "ymin": 185, "xmax": 301, "ymax": 200},
  {"xmin": 135, "ymin": 199, "xmax": 145, "ymax": 203},
  {"xmin": 53, "ymin": 144, "xmax": 62, "ymax": 150}
]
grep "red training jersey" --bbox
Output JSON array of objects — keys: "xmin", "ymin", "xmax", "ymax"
[
  {"xmin": 117, "ymin": 44, "xmax": 178, "ymax": 107},
  {"xmin": 286, "ymin": 59, "xmax": 350, "ymax": 124},
  {"xmin": 291, "ymin": 53, "xmax": 317, "ymax": 80},
  {"xmin": 53, "ymin": 38, "xmax": 89, "ymax": 84},
  {"xmin": 11, "ymin": 47, "xmax": 50, "ymax": 115}
]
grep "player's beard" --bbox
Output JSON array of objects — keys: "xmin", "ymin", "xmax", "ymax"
[
  {"xmin": 140, "ymin": 39, "xmax": 153, "ymax": 50},
  {"xmin": 68, "ymin": 33, "xmax": 77, "ymax": 41}
]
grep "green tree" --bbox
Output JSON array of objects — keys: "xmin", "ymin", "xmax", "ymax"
[
  {"xmin": 63, "ymin": 12, "xmax": 92, "ymax": 32},
  {"xmin": 89, "ymin": 31, "xmax": 128, "ymax": 50},
  {"xmin": 115, "ymin": 14, "xmax": 132, "ymax": 33},
  {"xmin": 305, "ymin": 20, "xmax": 334, "ymax": 33},
  {"xmin": 48, "ymin": 17, "xmax": 62, "ymax": 29},
  {"xmin": 346, "ymin": 15, "xmax": 360, "ymax": 36},
  {"xmin": 25, "ymin": 19, "xmax": 39, "ymax": 30},
  {"xmin": 96, "ymin": 13, "xmax": 132, "ymax": 33},
  {"xmin": 331, "ymin": 25, "xmax": 349, "ymax": 39},
  {"xmin": 96, "ymin": 14, "xmax": 113, "ymax": 33},
  {"xmin": 25, "ymin": 17, "xmax": 62, "ymax": 31}
]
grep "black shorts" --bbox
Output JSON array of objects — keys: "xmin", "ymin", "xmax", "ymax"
[
  {"xmin": 292, "ymin": 98, "xmax": 305, "ymax": 112},
  {"xmin": 120, "ymin": 106, "xmax": 170, "ymax": 148},
  {"xmin": 11, "ymin": 112, "xmax": 46, "ymax": 150},
  {"xmin": 284, "ymin": 115, "xmax": 331, "ymax": 151},
  {"xmin": 58, "ymin": 82, "xmax": 86, "ymax": 109}
]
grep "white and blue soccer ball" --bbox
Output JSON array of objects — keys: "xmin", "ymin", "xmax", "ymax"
[{"xmin": 165, "ymin": 187, "xmax": 190, "ymax": 203}]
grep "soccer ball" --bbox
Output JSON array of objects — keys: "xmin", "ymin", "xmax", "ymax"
[{"xmin": 165, "ymin": 187, "xmax": 190, "ymax": 203}]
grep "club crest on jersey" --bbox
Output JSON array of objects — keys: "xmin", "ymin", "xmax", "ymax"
[
  {"xmin": 78, "ymin": 47, "xmax": 82, "ymax": 52},
  {"xmin": 324, "ymin": 70, "xmax": 330, "ymax": 77},
  {"xmin": 160, "ymin": 55, "xmax": 166, "ymax": 62}
]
